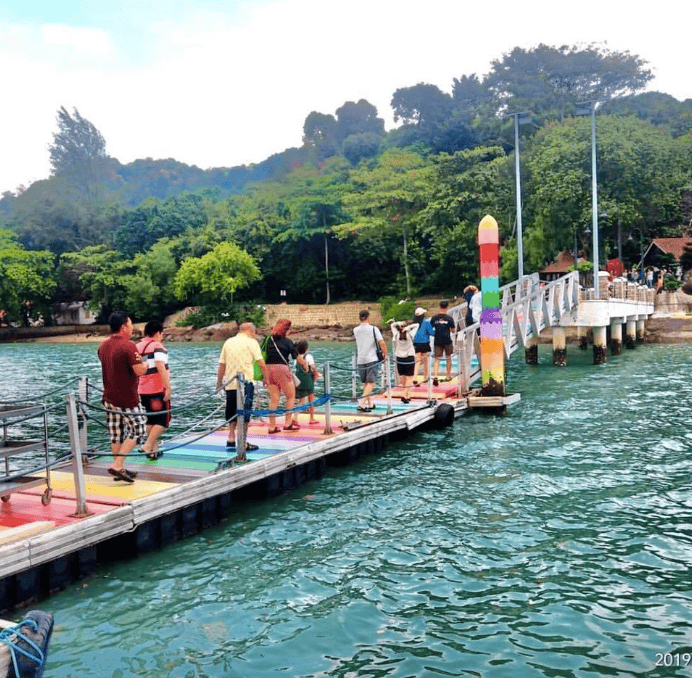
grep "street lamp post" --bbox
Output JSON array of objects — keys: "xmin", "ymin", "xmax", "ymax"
[
  {"xmin": 506, "ymin": 111, "xmax": 532, "ymax": 281},
  {"xmin": 576, "ymin": 100, "xmax": 600, "ymax": 298}
]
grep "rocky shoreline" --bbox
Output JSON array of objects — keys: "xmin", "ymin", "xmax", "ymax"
[{"xmin": 4, "ymin": 315, "xmax": 692, "ymax": 345}]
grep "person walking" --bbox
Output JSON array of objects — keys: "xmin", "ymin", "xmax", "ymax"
[
  {"xmin": 391, "ymin": 320, "xmax": 418, "ymax": 402},
  {"xmin": 136, "ymin": 320, "xmax": 172, "ymax": 460},
  {"xmin": 353, "ymin": 309, "xmax": 387, "ymax": 412},
  {"xmin": 217, "ymin": 322, "xmax": 269, "ymax": 451},
  {"xmin": 430, "ymin": 300, "xmax": 456, "ymax": 384},
  {"xmin": 265, "ymin": 319, "xmax": 308, "ymax": 433},
  {"xmin": 97, "ymin": 311, "xmax": 148, "ymax": 483},
  {"xmin": 412, "ymin": 307, "xmax": 434, "ymax": 385}
]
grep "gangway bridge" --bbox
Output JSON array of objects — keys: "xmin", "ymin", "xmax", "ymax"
[{"xmin": 447, "ymin": 269, "xmax": 655, "ymax": 399}]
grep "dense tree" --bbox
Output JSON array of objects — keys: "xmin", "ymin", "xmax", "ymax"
[
  {"xmin": 113, "ymin": 192, "xmax": 209, "ymax": 258},
  {"xmin": 49, "ymin": 107, "xmax": 111, "ymax": 207},
  {"xmin": 334, "ymin": 100, "xmax": 386, "ymax": 146},
  {"xmin": 337, "ymin": 149, "xmax": 433, "ymax": 295},
  {"xmin": 391, "ymin": 83, "xmax": 453, "ymax": 128},
  {"xmin": 523, "ymin": 115, "xmax": 691, "ymax": 268},
  {"xmin": 173, "ymin": 241, "xmax": 261, "ymax": 308},
  {"xmin": 0, "ymin": 238, "xmax": 55, "ymax": 319},
  {"xmin": 485, "ymin": 44, "xmax": 653, "ymax": 123}
]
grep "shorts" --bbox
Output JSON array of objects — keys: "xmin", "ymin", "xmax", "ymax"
[
  {"xmin": 104, "ymin": 402, "xmax": 147, "ymax": 446},
  {"xmin": 396, "ymin": 356, "xmax": 415, "ymax": 377},
  {"xmin": 358, "ymin": 360, "xmax": 380, "ymax": 384},
  {"xmin": 225, "ymin": 382, "xmax": 255, "ymax": 423},
  {"xmin": 267, "ymin": 364, "xmax": 294, "ymax": 390},
  {"xmin": 414, "ymin": 342, "xmax": 431, "ymax": 354},
  {"xmin": 140, "ymin": 393, "xmax": 171, "ymax": 428},
  {"xmin": 434, "ymin": 343, "xmax": 453, "ymax": 358}
]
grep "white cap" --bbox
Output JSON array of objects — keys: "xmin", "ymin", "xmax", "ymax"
[{"xmin": 415, "ymin": 307, "xmax": 427, "ymax": 315}]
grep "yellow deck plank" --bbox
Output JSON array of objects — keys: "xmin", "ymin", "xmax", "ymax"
[
  {"xmin": 0, "ymin": 521, "xmax": 56, "ymax": 545},
  {"xmin": 29, "ymin": 471, "xmax": 178, "ymax": 500}
]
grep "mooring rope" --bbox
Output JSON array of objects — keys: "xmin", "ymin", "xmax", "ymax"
[{"xmin": 0, "ymin": 619, "xmax": 46, "ymax": 678}]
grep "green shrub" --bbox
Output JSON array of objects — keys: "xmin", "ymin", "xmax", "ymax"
[
  {"xmin": 663, "ymin": 276, "xmax": 682, "ymax": 292},
  {"xmin": 380, "ymin": 296, "xmax": 417, "ymax": 323},
  {"xmin": 175, "ymin": 302, "xmax": 265, "ymax": 329}
]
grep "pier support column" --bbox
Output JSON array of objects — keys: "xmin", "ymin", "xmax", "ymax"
[
  {"xmin": 636, "ymin": 319, "xmax": 646, "ymax": 344},
  {"xmin": 625, "ymin": 319, "xmax": 636, "ymax": 349},
  {"xmin": 593, "ymin": 326, "xmax": 607, "ymax": 364},
  {"xmin": 610, "ymin": 321, "xmax": 623, "ymax": 355},
  {"xmin": 525, "ymin": 337, "xmax": 538, "ymax": 364},
  {"xmin": 552, "ymin": 327, "xmax": 567, "ymax": 366},
  {"xmin": 578, "ymin": 326, "xmax": 588, "ymax": 350}
]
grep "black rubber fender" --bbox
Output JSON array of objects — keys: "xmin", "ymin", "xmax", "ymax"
[
  {"xmin": 433, "ymin": 403, "xmax": 455, "ymax": 429},
  {"xmin": 2, "ymin": 610, "xmax": 54, "ymax": 678}
]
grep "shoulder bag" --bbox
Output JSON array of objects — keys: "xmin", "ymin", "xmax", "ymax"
[
  {"xmin": 373, "ymin": 327, "xmax": 384, "ymax": 362},
  {"xmin": 272, "ymin": 336, "xmax": 301, "ymax": 388}
]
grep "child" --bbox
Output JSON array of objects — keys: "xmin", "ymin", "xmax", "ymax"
[{"xmin": 295, "ymin": 340, "xmax": 319, "ymax": 424}]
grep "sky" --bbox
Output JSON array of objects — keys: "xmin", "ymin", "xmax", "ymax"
[{"xmin": 1, "ymin": 0, "xmax": 689, "ymax": 195}]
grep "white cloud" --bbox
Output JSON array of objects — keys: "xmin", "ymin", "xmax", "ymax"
[{"xmin": 40, "ymin": 24, "xmax": 114, "ymax": 57}]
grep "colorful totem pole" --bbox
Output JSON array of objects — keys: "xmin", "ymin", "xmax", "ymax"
[{"xmin": 478, "ymin": 215, "xmax": 505, "ymax": 397}]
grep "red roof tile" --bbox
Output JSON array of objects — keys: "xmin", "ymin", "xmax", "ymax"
[{"xmin": 650, "ymin": 238, "xmax": 692, "ymax": 260}]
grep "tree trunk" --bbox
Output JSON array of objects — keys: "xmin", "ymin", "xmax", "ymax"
[
  {"xmin": 403, "ymin": 224, "xmax": 411, "ymax": 296},
  {"xmin": 323, "ymin": 217, "xmax": 331, "ymax": 305}
]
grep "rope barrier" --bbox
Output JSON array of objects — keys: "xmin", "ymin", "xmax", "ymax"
[
  {"xmin": 0, "ymin": 451, "xmax": 73, "ymax": 485},
  {"xmin": 0, "ymin": 376, "xmax": 80, "ymax": 404}
]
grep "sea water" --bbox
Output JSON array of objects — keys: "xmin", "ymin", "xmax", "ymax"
[{"xmin": 1, "ymin": 340, "xmax": 692, "ymax": 677}]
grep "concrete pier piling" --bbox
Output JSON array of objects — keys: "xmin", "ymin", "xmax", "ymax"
[
  {"xmin": 593, "ymin": 326, "xmax": 607, "ymax": 364},
  {"xmin": 636, "ymin": 319, "xmax": 646, "ymax": 343},
  {"xmin": 525, "ymin": 337, "xmax": 538, "ymax": 364},
  {"xmin": 578, "ymin": 326, "xmax": 588, "ymax": 350},
  {"xmin": 610, "ymin": 321, "xmax": 623, "ymax": 355},
  {"xmin": 552, "ymin": 327, "xmax": 567, "ymax": 366},
  {"xmin": 625, "ymin": 319, "xmax": 636, "ymax": 349}
]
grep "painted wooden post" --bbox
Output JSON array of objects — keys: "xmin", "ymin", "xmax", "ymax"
[
  {"xmin": 478, "ymin": 215, "xmax": 505, "ymax": 397},
  {"xmin": 323, "ymin": 363, "xmax": 333, "ymax": 435},
  {"xmin": 525, "ymin": 337, "xmax": 538, "ymax": 364},
  {"xmin": 552, "ymin": 327, "xmax": 567, "ymax": 366},
  {"xmin": 610, "ymin": 320, "xmax": 623, "ymax": 355},
  {"xmin": 593, "ymin": 326, "xmax": 607, "ymax": 364},
  {"xmin": 78, "ymin": 376, "xmax": 89, "ymax": 457},
  {"xmin": 625, "ymin": 319, "xmax": 636, "ymax": 349},
  {"xmin": 236, "ymin": 374, "xmax": 247, "ymax": 461}
]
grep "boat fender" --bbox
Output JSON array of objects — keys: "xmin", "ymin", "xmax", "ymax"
[
  {"xmin": 0, "ymin": 610, "xmax": 54, "ymax": 678},
  {"xmin": 433, "ymin": 403, "xmax": 455, "ymax": 429}
]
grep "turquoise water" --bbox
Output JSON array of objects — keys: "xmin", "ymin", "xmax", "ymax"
[{"xmin": 3, "ymin": 341, "xmax": 692, "ymax": 677}]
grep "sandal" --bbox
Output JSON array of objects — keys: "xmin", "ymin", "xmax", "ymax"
[
  {"xmin": 145, "ymin": 450, "xmax": 163, "ymax": 460},
  {"xmin": 268, "ymin": 427, "xmax": 281, "ymax": 434},
  {"xmin": 283, "ymin": 422, "xmax": 301, "ymax": 431}
]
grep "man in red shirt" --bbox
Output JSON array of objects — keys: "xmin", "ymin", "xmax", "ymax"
[{"xmin": 98, "ymin": 311, "xmax": 148, "ymax": 482}]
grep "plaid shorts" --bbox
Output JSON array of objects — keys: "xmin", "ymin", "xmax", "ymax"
[{"xmin": 104, "ymin": 402, "xmax": 147, "ymax": 445}]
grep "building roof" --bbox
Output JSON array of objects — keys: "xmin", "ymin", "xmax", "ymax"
[
  {"xmin": 540, "ymin": 251, "xmax": 582, "ymax": 274},
  {"xmin": 646, "ymin": 238, "xmax": 692, "ymax": 261}
]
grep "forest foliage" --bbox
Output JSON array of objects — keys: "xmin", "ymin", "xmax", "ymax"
[{"xmin": 1, "ymin": 43, "xmax": 691, "ymax": 324}]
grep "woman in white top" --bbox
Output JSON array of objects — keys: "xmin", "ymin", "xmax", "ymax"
[{"xmin": 391, "ymin": 320, "xmax": 419, "ymax": 403}]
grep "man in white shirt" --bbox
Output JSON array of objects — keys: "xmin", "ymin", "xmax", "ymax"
[
  {"xmin": 352, "ymin": 309, "xmax": 387, "ymax": 412},
  {"xmin": 217, "ymin": 322, "xmax": 268, "ymax": 451}
]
